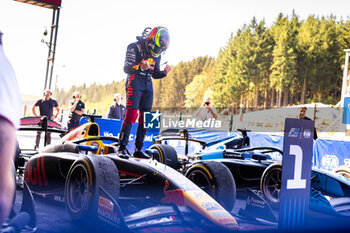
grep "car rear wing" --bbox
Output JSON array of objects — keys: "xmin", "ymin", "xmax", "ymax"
[{"xmin": 19, "ymin": 116, "xmax": 67, "ymax": 146}]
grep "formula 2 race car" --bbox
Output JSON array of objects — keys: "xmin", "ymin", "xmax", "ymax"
[
  {"xmin": 18, "ymin": 116, "xmax": 239, "ymax": 232},
  {"xmin": 148, "ymin": 128, "xmax": 350, "ymax": 219}
]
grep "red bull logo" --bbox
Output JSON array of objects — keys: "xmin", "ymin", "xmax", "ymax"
[
  {"xmin": 126, "ymin": 74, "xmax": 135, "ymax": 108},
  {"xmin": 24, "ymin": 157, "xmax": 48, "ymax": 186},
  {"xmin": 20, "ymin": 117, "xmax": 61, "ymax": 129},
  {"xmin": 161, "ymin": 180, "xmax": 185, "ymax": 206}
]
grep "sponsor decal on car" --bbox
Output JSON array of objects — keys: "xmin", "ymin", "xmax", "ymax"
[
  {"xmin": 98, "ymin": 196, "xmax": 114, "ymax": 211},
  {"xmin": 53, "ymin": 195, "xmax": 64, "ymax": 203},
  {"xmin": 218, "ymin": 218, "xmax": 236, "ymax": 223},
  {"xmin": 246, "ymin": 196, "xmax": 265, "ymax": 208},
  {"xmin": 129, "ymin": 216, "xmax": 176, "ymax": 228},
  {"xmin": 162, "ymin": 180, "xmax": 185, "ymax": 206},
  {"xmin": 128, "ymin": 207, "xmax": 161, "ymax": 219},
  {"xmin": 137, "ymin": 226, "xmax": 206, "ymax": 233},
  {"xmin": 97, "ymin": 196, "xmax": 119, "ymax": 224},
  {"xmin": 24, "ymin": 157, "xmax": 48, "ymax": 186},
  {"xmin": 201, "ymin": 202, "xmax": 222, "ymax": 211},
  {"xmin": 185, "ymin": 190, "xmax": 238, "ymax": 230},
  {"xmin": 20, "ymin": 116, "xmax": 62, "ymax": 129},
  {"xmin": 211, "ymin": 211, "xmax": 230, "ymax": 218}
]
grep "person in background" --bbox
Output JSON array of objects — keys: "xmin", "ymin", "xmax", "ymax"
[
  {"xmin": 194, "ymin": 96, "xmax": 218, "ymax": 121},
  {"xmin": 32, "ymin": 89, "xmax": 60, "ymax": 149},
  {"xmin": 67, "ymin": 91, "xmax": 85, "ymax": 130},
  {"xmin": 299, "ymin": 106, "xmax": 318, "ymax": 140},
  {"xmin": 0, "ymin": 31, "xmax": 21, "ymax": 226},
  {"xmin": 118, "ymin": 26, "xmax": 171, "ymax": 158},
  {"xmin": 107, "ymin": 93, "xmax": 126, "ymax": 120}
]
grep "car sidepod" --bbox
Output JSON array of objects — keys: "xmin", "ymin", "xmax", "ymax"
[{"xmin": 135, "ymin": 159, "xmax": 239, "ymax": 231}]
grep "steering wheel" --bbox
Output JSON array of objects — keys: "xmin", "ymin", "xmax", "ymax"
[{"xmin": 72, "ymin": 136, "xmax": 120, "ymax": 154}]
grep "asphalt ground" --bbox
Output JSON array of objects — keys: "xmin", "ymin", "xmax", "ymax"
[{"xmin": 13, "ymin": 189, "xmax": 277, "ymax": 233}]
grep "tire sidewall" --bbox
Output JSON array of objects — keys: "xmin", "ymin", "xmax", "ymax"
[
  {"xmin": 186, "ymin": 161, "xmax": 236, "ymax": 211},
  {"xmin": 64, "ymin": 155, "xmax": 120, "ymax": 221},
  {"xmin": 65, "ymin": 157, "xmax": 96, "ymax": 220},
  {"xmin": 149, "ymin": 144, "xmax": 179, "ymax": 169},
  {"xmin": 260, "ymin": 163, "xmax": 282, "ymax": 208}
]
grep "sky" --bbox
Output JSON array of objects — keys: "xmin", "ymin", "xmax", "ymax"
[{"xmin": 0, "ymin": 0, "xmax": 349, "ymax": 96}]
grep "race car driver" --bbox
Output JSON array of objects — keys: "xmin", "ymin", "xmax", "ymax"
[{"xmin": 118, "ymin": 26, "xmax": 171, "ymax": 158}]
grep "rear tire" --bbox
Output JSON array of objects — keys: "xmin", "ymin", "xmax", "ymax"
[
  {"xmin": 260, "ymin": 163, "xmax": 282, "ymax": 209},
  {"xmin": 65, "ymin": 156, "xmax": 120, "ymax": 220},
  {"xmin": 149, "ymin": 144, "xmax": 179, "ymax": 169},
  {"xmin": 185, "ymin": 161, "xmax": 236, "ymax": 211}
]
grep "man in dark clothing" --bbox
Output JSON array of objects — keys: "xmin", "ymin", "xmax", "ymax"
[
  {"xmin": 118, "ymin": 26, "xmax": 172, "ymax": 158},
  {"xmin": 67, "ymin": 91, "xmax": 85, "ymax": 130},
  {"xmin": 107, "ymin": 93, "xmax": 126, "ymax": 120},
  {"xmin": 299, "ymin": 106, "xmax": 318, "ymax": 140},
  {"xmin": 32, "ymin": 89, "xmax": 60, "ymax": 149}
]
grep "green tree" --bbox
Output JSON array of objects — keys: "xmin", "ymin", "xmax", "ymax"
[{"xmin": 270, "ymin": 13, "xmax": 298, "ymax": 107}]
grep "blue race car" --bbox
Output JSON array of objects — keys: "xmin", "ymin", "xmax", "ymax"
[{"xmin": 149, "ymin": 128, "xmax": 350, "ymax": 218}]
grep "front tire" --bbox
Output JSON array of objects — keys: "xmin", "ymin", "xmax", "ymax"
[
  {"xmin": 65, "ymin": 156, "xmax": 120, "ymax": 220},
  {"xmin": 149, "ymin": 144, "xmax": 179, "ymax": 169},
  {"xmin": 185, "ymin": 161, "xmax": 236, "ymax": 211},
  {"xmin": 260, "ymin": 163, "xmax": 282, "ymax": 208}
]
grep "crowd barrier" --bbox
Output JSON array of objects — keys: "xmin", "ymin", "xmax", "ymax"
[
  {"xmin": 248, "ymin": 132, "xmax": 350, "ymax": 171},
  {"xmin": 79, "ymin": 117, "xmax": 349, "ymax": 171},
  {"xmin": 80, "ymin": 117, "xmax": 159, "ymax": 152}
]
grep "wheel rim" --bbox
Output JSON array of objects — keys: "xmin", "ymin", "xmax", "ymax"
[
  {"xmin": 67, "ymin": 164, "xmax": 90, "ymax": 213},
  {"xmin": 153, "ymin": 151, "xmax": 162, "ymax": 163},
  {"xmin": 188, "ymin": 169, "xmax": 213, "ymax": 196},
  {"xmin": 152, "ymin": 147, "xmax": 164, "ymax": 163},
  {"xmin": 263, "ymin": 167, "xmax": 281, "ymax": 204}
]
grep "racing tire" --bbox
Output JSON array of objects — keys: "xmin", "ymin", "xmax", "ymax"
[
  {"xmin": 333, "ymin": 165, "xmax": 350, "ymax": 179},
  {"xmin": 260, "ymin": 163, "xmax": 282, "ymax": 209},
  {"xmin": 185, "ymin": 161, "xmax": 236, "ymax": 211},
  {"xmin": 65, "ymin": 155, "xmax": 120, "ymax": 221},
  {"xmin": 149, "ymin": 144, "xmax": 179, "ymax": 169}
]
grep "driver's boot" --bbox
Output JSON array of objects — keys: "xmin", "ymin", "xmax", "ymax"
[
  {"xmin": 133, "ymin": 123, "xmax": 150, "ymax": 159},
  {"xmin": 133, "ymin": 148, "xmax": 151, "ymax": 159},
  {"xmin": 117, "ymin": 145, "xmax": 129, "ymax": 159},
  {"xmin": 118, "ymin": 122, "xmax": 132, "ymax": 159}
]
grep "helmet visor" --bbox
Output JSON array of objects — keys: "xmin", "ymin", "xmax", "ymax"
[{"xmin": 151, "ymin": 45, "xmax": 167, "ymax": 57}]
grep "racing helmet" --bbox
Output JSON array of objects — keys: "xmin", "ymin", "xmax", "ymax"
[{"xmin": 146, "ymin": 26, "xmax": 170, "ymax": 58}]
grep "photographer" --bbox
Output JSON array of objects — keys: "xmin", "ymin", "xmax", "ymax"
[
  {"xmin": 195, "ymin": 96, "xmax": 218, "ymax": 121},
  {"xmin": 67, "ymin": 91, "xmax": 85, "ymax": 130}
]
